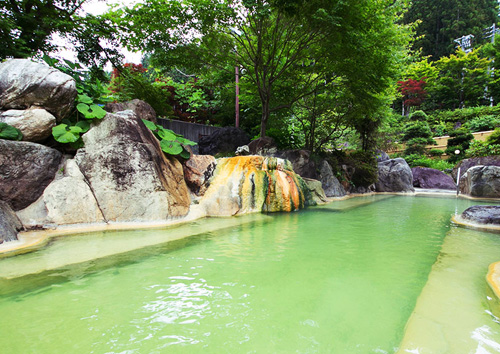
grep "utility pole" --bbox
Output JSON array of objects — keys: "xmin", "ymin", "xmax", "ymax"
[
  {"xmin": 454, "ymin": 34, "xmax": 474, "ymax": 53},
  {"xmin": 483, "ymin": 24, "xmax": 500, "ymax": 106}
]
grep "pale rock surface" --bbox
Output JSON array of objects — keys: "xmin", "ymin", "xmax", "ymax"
[
  {"xmin": 75, "ymin": 111, "xmax": 190, "ymax": 222},
  {"xmin": 0, "ymin": 59, "xmax": 76, "ymax": 120},
  {"xmin": 0, "ymin": 108, "xmax": 56, "ymax": 142},
  {"xmin": 303, "ymin": 178, "xmax": 327, "ymax": 204},
  {"xmin": 17, "ymin": 159, "xmax": 105, "ymax": 227}
]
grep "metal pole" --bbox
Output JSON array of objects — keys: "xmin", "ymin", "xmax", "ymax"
[
  {"xmin": 456, "ymin": 167, "xmax": 461, "ymax": 196},
  {"xmin": 235, "ymin": 66, "xmax": 240, "ymax": 128}
]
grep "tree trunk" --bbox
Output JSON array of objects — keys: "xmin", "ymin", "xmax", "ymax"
[{"xmin": 260, "ymin": 96, "xmax": 271, "ymax": 138}]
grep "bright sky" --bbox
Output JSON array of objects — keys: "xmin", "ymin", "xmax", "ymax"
[{"xmin": 52, "ymin": 0, "xmax": 142, "ymax": 67}]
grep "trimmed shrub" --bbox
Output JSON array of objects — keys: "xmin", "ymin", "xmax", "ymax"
[{"xmin": 409, "ymin": 110, "xmax": 428, "ymax": 122}]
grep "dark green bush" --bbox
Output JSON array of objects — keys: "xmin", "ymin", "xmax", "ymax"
[
  {"xmin": 404, "ymin": 154, "xmax": 454, "ymax": 171},
  {"xmin": 409, "ymin": 110, "xmax": 428, "ymax": 122},
  {"xmin": 428, "ymin": 149, "xmax": 445, "ymax": 157},
  {"xmin": 445, "ymin": 128, "xmax": 474, "ymax": 163},
  {"xmin": 466, "ymin": 140, "xmax": 500, "ymax": 157},
  {"xmin": 466, "ymin": 115, "xmax": 499, "ymax": 132},
  {"xmin": 487, "ymin": 128, "xmax": 500, "ymax": 145},
  {"xmin": 348, "ymin": 150, "xmax": 378, "ymax": 188}
]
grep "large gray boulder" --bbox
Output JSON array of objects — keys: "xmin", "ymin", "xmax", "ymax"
[
  {"xmin": 375, "ymin": 158, "xmax": 414, "ymax": 192},
  {"xmin": 303, "ymin": 178, "xmax": 327, "ymax": 204},
  {"xmin": 0, "ymin": 140, "xmax": 62, "ymax": 210},
  {"xmin": 0, "ymin": 200, "xmax": 22, "ymax": 243},
  {"xmin": 461, "ymin": 205, "xmax": 500, "ymax": 225},
  {"xmin": 460, "ymin": 165, "xmax": 500, "ymax": 198},
  {"xmin": 75, "ymin": 111, "xmax": 191, "ymax": 222},
  {"xmin": 0, "ymin": 59, "xmax": 76, "ymax": 120},
  {"xmin": 0, "ymin": 108, "xmax": 56, "ymax": 142},
  {"xmin": 198, "ymin": 127, "xmax": 250, "ymax": 155},
  {"xmin": 17, "ymin": 159, "xmax": 105, "ymax": 227},
  {"xmin": 318, "ymin": 160, "xmax": 346, "ymax": 197},
  {"xmin": 452, "ymin": 155, "xmax": 500, "ymax": 181},
  {"xmin": 412, "ymin": 167, "xmax": 456, "ymax": 190},
  {"xmin": 276, "ymin": 150, "xmax": 317, "ymax": 179},
  {"xmin": 104, "ymin": 99, "xmax": 157, "ymax": 124}
]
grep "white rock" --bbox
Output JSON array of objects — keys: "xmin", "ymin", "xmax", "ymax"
[{"xmin": 0, "ymin": 108, "xmax": 56, "ymax": 142}]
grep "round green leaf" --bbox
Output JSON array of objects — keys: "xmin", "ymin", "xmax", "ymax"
[
  {"xmin": 77, "ymin": 94, "xmax": 93, "ymax": 104},
  {"xmin": 160, "ymin": 139, "xmax": 183, "ymax": 155},
  {"xmin": 89, "ymin": 104, "xmax": 107, "ymax": 119},
  {"xmin": 158, "ymin": 129, "xmax": 177, "ymax": 141},
  {"xmin": 0, "ymin": 122, "xmax": 22, "ymax": 141},
  {"xmin": 142, "ymin": 119, "xmax": 157, "ymax": 131},
  {"xmin": 52, "ymin": 124, "xmax": 80, "ymax": 143},
  {"xmin": 75, "ymin": 120, "xmax": 91, "ymax": 133}
]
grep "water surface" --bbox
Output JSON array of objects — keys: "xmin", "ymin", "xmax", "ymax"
[{"xmin": 0, "ymin": 195, "xmax": 499, "ymax": 353}]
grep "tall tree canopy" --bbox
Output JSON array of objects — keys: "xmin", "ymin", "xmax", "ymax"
[
  {"xmin": 403, "ymin": 0, "xmax": 498, "ymax": 59},
  {"xmin": 111, "ymin": 0, "xmax": 410, "ymax": 147}
]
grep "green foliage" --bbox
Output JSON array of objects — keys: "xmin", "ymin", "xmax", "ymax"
[
  {"xmin": 487, "ymin": 128, "xmax": 500, "ymax": 145},
  {"xmin": 404, "ymin": 154, "xmax": 454, "ymax": 171},
  {"xmin": 445, "ymin": 128, "xmax": 474, "ymax": 162},
  {"xmin": 427, "ymin": 149, "xmax": 445, "ymax": 157},
  {"xmin": 466, "ymin": 140, "xmax": 500, "ymax": 157},
  {"xmin": 401, "ymin": 121, "xmax": 435, "ymax": 155},
  {"xmin": 43, "ymin": 56, "xmax": 109, "ymax": 148},
  {"xmin": 409, "ymin": 110, "xmax": 428, "ymax": 122},
  {"xmin": 403, "ymin": 0, "xmax": 498, "ymax": 59},
  {"xmin": 347, "ymin": 150, "xmax": 378, "ymax": 188},
  {"xmin": 0, "ymin": 123, "xmax": 22, "ymax": 141},
  {"xmin": 465, "ymin": 115, "xmax": 500, "ymax": 132},
  {"xmin": 142, "ymin": 119, "xmax": 196, "ymax": 159}
]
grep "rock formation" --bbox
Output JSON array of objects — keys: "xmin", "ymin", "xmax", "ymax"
[
  {"xmin": 0, "ymin": 201, "xmax": 22, "ymax": 243},
  {"xmin": 0, "ymin": 140, "xmax": 62, "ymax": 210},
  {"xmin": 460, "ymin": 205, "xmax": 500, "ymax": 225},
  {"xmin": 199, "ymin": 156, "xmax": 313, "ymax": 216},
  {"xmin": 303, "ymin": 178, "xmax": 328, "ymax": 204},
  {"xmin": 412, "ymin": 167, "xmax": 456, "ymax": 190},
  {"xmin": 183, "ymin": 155, "xmax": 217, "ymax": 196},
  {"xmin": 0, "ymin": 108, "xmax": 56, "ymax": 142},
  {"xmin": 452, "ymin": 155, "xmax": 500, "ymax": 181},
  {"xmin": 17, "ymin": 159, "xmax": 105, "ymax": 227},
  {"xmin": 460, "ymin": 165, "xmax": 500, "ymax": 198},
  {"xmin": 375, "ymin": 158, "xmax": 414, "ymax": 192},
  {"xmin": 0, "ymin": 59, "xmax": 76, "ymax": 120},
  {"xmin": 104, "ymin": 99, "xmax": 157, "ymax": 124},
  {"xmin": 75, "ymin": 111, "xmax": 191, "ymax": 222},
  {"xmin": 317, "ymin": 160, "xmax": 346, "ymax": 197}
]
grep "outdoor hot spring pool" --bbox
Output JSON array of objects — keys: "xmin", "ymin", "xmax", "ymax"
[{"xmin": 2, "ymin": 195, "xmax": 500, "ymax": 353}]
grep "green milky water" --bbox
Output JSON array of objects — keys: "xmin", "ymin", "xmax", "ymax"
[{"xmin": 0, "ymin": 195, "xmax": 499, "ymax": 353}]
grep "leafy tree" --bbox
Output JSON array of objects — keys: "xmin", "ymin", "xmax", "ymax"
[
  {"xmin": 397, "ymin": 78, "xmax": 428, "ymax": 115},
  {"xmin": 110, "ymin": 0, "xmax": 410, "ymax": 146},
  {"xmin": 429, "ymin": 48, "xmax": 491, "ymax": 109},
  {"xmin": 403, "ymin": 0, "xmax": 498, "ymax": 59},
  {"xmin": 445, "ymin": 128, "xmax": 474, "ymax": 162}
]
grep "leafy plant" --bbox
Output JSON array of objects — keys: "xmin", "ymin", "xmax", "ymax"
[
  {"xmin": 465, "ymin": 115, "xmax": 499, "ymax": 132},
  {"xmin": 43, "ymin": 55, "xmax": 109, "ymax": 149},
  {"xmin": 465, "ymin": 140, "xmax": 500, "ymax": 157},
  {"xmin": 404, "ymin": 154, "xmax": 454, "ymax": 171},
  {"xmin": 142, "ymin": 119, "xmax": 196, "ymax": 159},
  {"xmin": 0, "ymin": 123, "xmax": 23, "ymax": 141},
  {"xmin": 445, "ymin": 128, "xmax": 474, "ymax": 163}
]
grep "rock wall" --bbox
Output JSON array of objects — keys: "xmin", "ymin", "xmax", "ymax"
[
  {"xmin": 460, "ymin": 166, "xmax": 500, "ymax": 198},
  {"xmin": 199, "ymin": 156, "xmax": 313, "ymax": 216}
]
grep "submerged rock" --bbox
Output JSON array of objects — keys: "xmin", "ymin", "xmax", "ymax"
[
  {"xmin": 0, "ymin": 59, "xmax": 76, "ymax": 120},
  {"xmin": 461, "ymin": 205, "xmax": 500, "ymax": 225},
  {"xmin": 412, "ymin": 167, "xmax": 456, "ymax": 190},
  {"xmin": 0, "ymin": 200, "xmax": 22, "ymax": 243},
  {"xmin": 75, "ymin": 111, "xmax": 190, "ymax": 222},
  {"xmin": 0, "ymin": 140, "xmax": 62, "ymax": 210},
  {"xmin": 375, "ymin": 158, "xmax": 414, "ymax": 193},
  {"xmin": 460, "ymin": 165, "xmax": 500, "ymax": 198},
  {"xmin": 199, "ymin": 156, "xmax": 314, "ymax": 216}
]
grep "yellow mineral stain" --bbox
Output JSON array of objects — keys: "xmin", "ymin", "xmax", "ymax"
[{"xmin": 201, "ymin": 156, "xmax": 308, "ymax": 215}]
